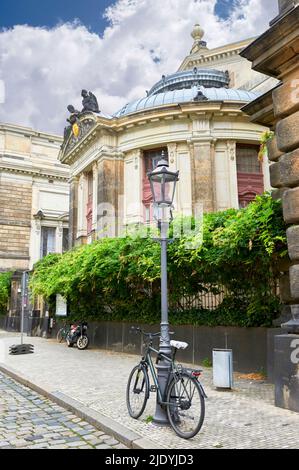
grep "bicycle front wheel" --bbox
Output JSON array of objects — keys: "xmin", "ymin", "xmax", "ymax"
[
  {"xmin": 126, "ymin": 364, "xmax": 149, "ymax": 419},
  {"xmin": 166, "ymin": 373, "xmax": 205, "ymax": 439},
  {"xmin": 57, "ymin": 328, "xmax": 65, "ymax": 343}
]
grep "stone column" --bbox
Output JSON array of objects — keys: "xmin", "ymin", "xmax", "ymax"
[
  {"xmin": 56, "ymin": 221, "xmax": 63, "ymax": 253},
  {"xmin": 69, "ymin": 175, "xmax": 79, "ymax": 248},
  {"xmin": 77, "ymin": 173, "xmax": 87, "ymax": 240},
  {"xmin": 30, "ymin": 217, "xmax": 42, "ymax": 268},
  {"xmin": 167, "ymin": 143, "xmax": 178, "ymax": 210},
  {"xmin": 97, "ymin": 151, "xmax": 124, "ymax": 238},
  {"xmin": 92, "ymin": 161, "xmax": 98, "ymax": 235},
  {"xmin": 124, "ymin": 149, "xmax": 143, "ymax": 226},
  {"xmin": 227, "ymin": 141, "xmax": 239, "ymax": 209},
  {"xmin": 189, "ymin": 141, "xmax": 214, "ymax": 213}
]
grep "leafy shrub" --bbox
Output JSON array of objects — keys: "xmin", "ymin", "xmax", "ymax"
[{"xmin": 30, "ymin": 194, "xmax": 287, "ymax": 327}]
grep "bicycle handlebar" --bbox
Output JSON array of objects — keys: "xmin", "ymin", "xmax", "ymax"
[{"xmin": 131, "ymin": 326, "xmax": 174, "ymax": 338}]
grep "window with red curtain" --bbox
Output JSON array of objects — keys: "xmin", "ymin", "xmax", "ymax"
[
  {"xmin": 236, "ymin": 145, "xmax": 264, "ymax": 208},
  {"xmin": 86, "ymin": 172, "xmax": 93, "ymax": 233},
  {"xmin": 142, "ymin": 148, "xmax": 168, "ymax": 222}
]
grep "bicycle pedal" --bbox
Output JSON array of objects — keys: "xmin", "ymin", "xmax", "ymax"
[{"xmin": 150, "ymin": 385, "xmax": 157, "ymax": 392}]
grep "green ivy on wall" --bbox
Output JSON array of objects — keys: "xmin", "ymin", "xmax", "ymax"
[{"xmin": 30, "ymin": 193, "xmax": 288, "ymax": 327}]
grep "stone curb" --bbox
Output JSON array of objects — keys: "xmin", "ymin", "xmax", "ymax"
[{"xmin": 0, "ymin": 363, "xmax": 160, "ymax": 450}]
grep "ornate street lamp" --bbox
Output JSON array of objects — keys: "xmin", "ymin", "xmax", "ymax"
[{"xmin": 147, "ymin": 151, "xmax": 179, "ymax": 424}]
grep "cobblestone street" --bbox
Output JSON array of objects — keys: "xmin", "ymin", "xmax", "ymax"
[
  {"xmin": 1, "ymin": 331, "xmax": 299, "ymax": 449},
  {"xmin": 0, "ymin": 371, "xmax": 127, "ymax": 449}
]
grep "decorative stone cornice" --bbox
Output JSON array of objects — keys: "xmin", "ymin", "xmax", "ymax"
[
  {"xmin": 0, "ymin": 122, "xmax": 62, "ymax": 143},
  {"xmin": 0, "ymin": 162, "xmax": 69, "ymax": 181},
  {"xmin": 179, "ymin": 37, "xmax": 255, "ymax": 72},
  {"xmin": 60, "ymin": 100, "xmax": 254, "ymax": 166}
]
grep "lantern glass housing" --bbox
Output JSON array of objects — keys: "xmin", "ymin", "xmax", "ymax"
[{"xmin": 147, "ymin": 155, "xmax": 179, "ymax": 207}]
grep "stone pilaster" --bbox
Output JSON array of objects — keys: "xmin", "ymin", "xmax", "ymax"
[
  {"xmin": 69, "ymin": 175, "xmax": 79, "ymax": 247},
  {"xmin": 189, "ymin": 141, "xmax": 214, "ymax": 213},
  {"xmin": 77, "ymin": 173, "xmax": 87, "ymax": 241},
  {"xmin": 92, "ymin": 162, "xmax": 98, "ymax": 233},
  {"xmin": 167, "ymin": 143, "xmax": 178, "ymax": 210},
  {"xmin": 226, "ymin": 141, "xmax": 239, "ymax": 209},
  {"xmin": 124, "ymin": 149, "xmax": 143, "ymax": 226},
  {"xmin": 56, "ymin": 221, "xmax": 63, "ymax": 253},
  {"xmin": 97, "ymin": 151, "xmax": 124, "ymax": 238}
]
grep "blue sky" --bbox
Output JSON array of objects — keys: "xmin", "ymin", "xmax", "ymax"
[
  {"xmin": 0, "ymin": 0, "xmax": 112, "ymax": 32},
  {"xmin": 0, "ymin": 0, "xmax": 232, "ymax": 31},
  {"xmin": 0, "ymin": 0, "xmax": 277, "ymax": 134}
]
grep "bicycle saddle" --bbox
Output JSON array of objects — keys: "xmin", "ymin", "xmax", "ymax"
[{"xmin": 170, "ymin": 340, "xmax": 188, "ymax": 350}]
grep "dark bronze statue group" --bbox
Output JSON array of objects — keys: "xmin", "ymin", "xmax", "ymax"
[{"xmin": 64, "ymin": 90, "xmax": 100, "ymax": 141}]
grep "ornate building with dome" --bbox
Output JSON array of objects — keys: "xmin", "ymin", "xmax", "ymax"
[{"xmin": 59, "ymin": 25, "xmax": 277, "ymax": 246}]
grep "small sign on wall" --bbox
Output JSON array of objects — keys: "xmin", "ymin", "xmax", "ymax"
[{"xmin": 56, "ymin": 294, "xmax": 67, "ymax": 317}]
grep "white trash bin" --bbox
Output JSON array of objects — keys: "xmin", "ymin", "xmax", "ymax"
[{"xmin": 212, "ymin": 349, "xmax": 233, "ymax": 389}]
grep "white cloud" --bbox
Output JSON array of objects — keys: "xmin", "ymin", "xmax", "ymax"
[{"xmin": 0, "ymin": 0, "xmax": 278, "ymax": 135}]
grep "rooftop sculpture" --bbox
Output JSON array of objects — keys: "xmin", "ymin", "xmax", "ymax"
[{"xmin": 63, "ymin": 90, "xmax": 100, "ymax": 141}]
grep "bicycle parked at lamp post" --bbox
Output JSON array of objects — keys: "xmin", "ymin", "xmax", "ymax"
[
  {"xmin": 56, "ymin": 321, "xmax": 70, "ymax": 343},
  {"xmin": 126, "ymin": 327, "xmax": 207, "ymax": 439}
]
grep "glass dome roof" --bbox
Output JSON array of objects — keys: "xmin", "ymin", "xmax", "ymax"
[
  {"xmin": 148, "ymin": 69, "xmax": 230, "ymax": 95},
  {"xmin": 113, "ymin": 86, "xmax": 257, "ymax": 118}
]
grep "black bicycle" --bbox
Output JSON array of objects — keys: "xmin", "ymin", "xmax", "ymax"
[
  {"xmin": 126, "ymin": 327, "xmax": 207, "ymax": 439},
  {"xmin": 56, "ymin": 321, "xmax": 70, "ymax": 343}
]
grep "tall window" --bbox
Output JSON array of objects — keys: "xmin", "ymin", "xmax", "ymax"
[
  {"xmin": 143, "ymin": 148, "xmax": 168, "ymax": 222},
  {"xmin": 236, "ymin": 144, "xmax": 263, "ymax": 208},
  {"xmin": 144, "ymin": 148, "xmax": 168, "ymax": 174},
  {"xmin": 40, "ymin": 227, "xmax": 56, "ymax": 258}
]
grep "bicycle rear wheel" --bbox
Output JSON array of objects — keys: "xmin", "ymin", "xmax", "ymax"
[
  {"xmin": 166, "ymin": 373, "xmax": 205, "ymax": 439},
  {"xmin": 126, "ymin": 364, "xmax": 149, "ymax": 419}
]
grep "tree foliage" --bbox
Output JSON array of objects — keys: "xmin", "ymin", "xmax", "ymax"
[
  {"xmin": 30, "ymin": 194, "xmax": 287, "ymax": 327},
  {"xmin": 0, "ymin": 272, "xmax": 12, "ymax": 315}
]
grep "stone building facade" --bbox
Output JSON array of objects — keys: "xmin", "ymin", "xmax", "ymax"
[
  {"xmin": 241, "ymin": 0, "xmax": 299, "ymax": 412},
  {"xmin": 0, "ymin": 123, "xmax": 70, "ymax": 273},
  {"xmin": 60, "ymin": 27, "xmax": 275, "ymax": 247},
  {"xmin": 0, "ymin": 122, "xmax": 70, "ymax": 321}
]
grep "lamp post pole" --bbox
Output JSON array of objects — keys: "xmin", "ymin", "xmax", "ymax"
[
  {"xmin": 147, "ymin": 154, "xmax": 179, "ymax": 425},
  {"xmin": 153, "ymin": 216, "xmax": 172, "ymax": 424}
]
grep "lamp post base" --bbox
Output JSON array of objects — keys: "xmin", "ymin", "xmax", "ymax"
[
  {"xmin": 153, "ymin": 342, "xmax": 171, "ymax": 426},
  {"xmin": 153, "ymin": 408, "xmax": 169, "ymax": 425},
  {"xmin": 153, "ymin": 352, "xmax": 171, "ymax": 425}
]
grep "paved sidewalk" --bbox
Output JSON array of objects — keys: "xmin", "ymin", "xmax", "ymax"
[
  {"xmin": 0, "ymin": 330, "xmax": 299, "ymax": 449},
  {"xmin": 0, "ymin": 371, "xmax": 127, "ymax": 449}
]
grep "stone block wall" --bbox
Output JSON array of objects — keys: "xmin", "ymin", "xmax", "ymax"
[
  {"xmin": 269, "ymin": 67, "xmax": 299, "ymax": 331},
  {"xmin": 0, "ymin": 180, "xmax": 32, "ymax": 270}
]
